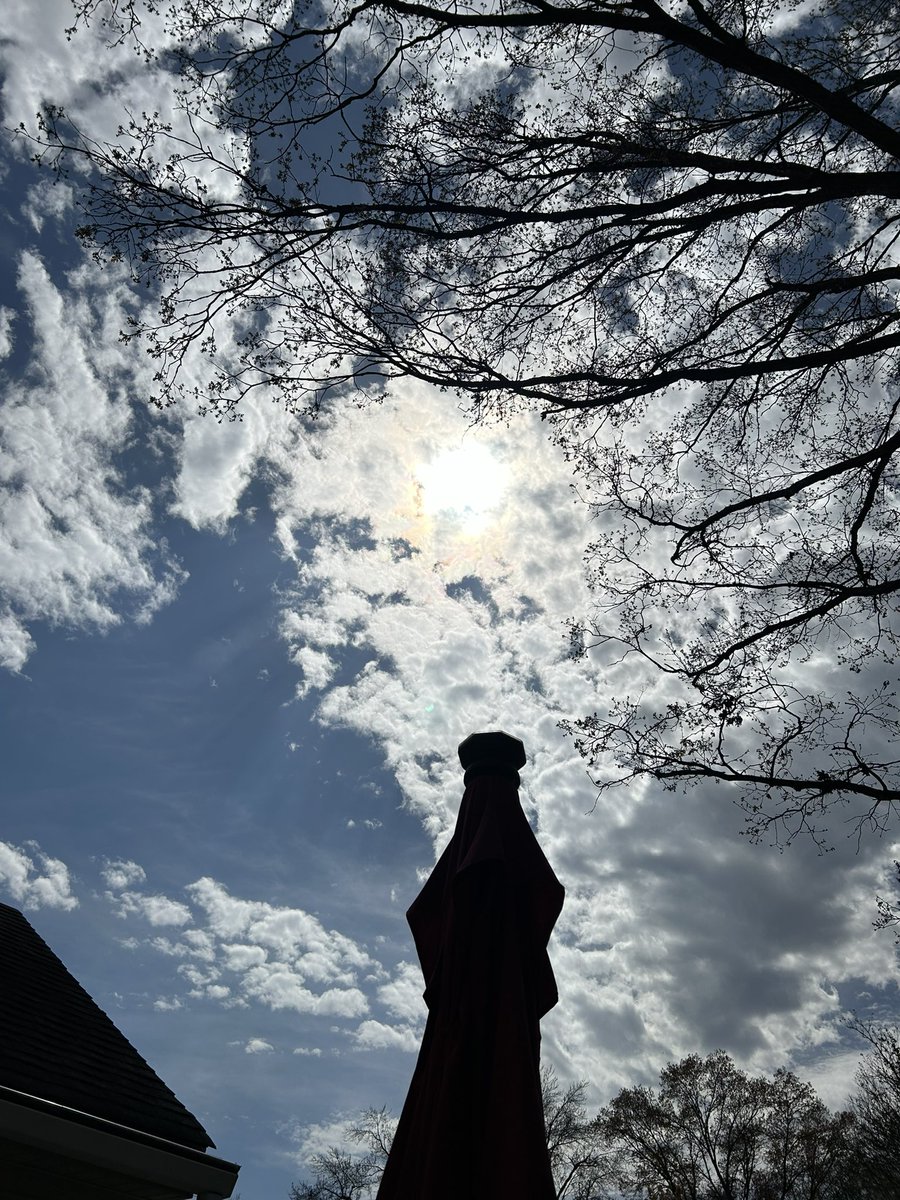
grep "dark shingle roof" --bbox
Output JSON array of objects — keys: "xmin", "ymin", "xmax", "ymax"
[{"xmin": 0, "ymin": 903, "xmax": 212, "ymax": 1151}]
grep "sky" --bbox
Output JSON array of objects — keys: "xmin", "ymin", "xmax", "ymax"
[{"xmin": 1, "ymin": 4, "xmax": 900, "ymax": 1198}]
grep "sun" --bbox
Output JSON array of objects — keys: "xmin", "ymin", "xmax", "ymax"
[{"xmin": 417, "ymin": 443, "xmax": 509, "ymax": 531}]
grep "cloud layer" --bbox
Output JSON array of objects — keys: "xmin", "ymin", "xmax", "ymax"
[
  {"xmin": 103, "ymin": 863, "xmax": 384, "ymax": 1023},
  {"xmin": 0, "ymin": 253, "xmax": 182, "ymax": 670},
  {"xmin": 254, "ymin": 388, "xmax": 900, "ymax": 1100},
  {"xmin": 1, "ymin": 6, "xmax": 898, "ymax": 1197},
  {"xmin": 0, "ymin": 239, "xmax": 896, "ymax": 1126}
]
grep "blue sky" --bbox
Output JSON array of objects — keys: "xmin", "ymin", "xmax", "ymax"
[{"xmin": 2, "ymin": 3, "xmax": 900, "ymax": 1198}]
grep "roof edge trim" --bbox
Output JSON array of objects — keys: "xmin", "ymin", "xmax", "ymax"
[{"xmin": 0, "ymin": 1087, "xmax": 239, "ymax": 1197}]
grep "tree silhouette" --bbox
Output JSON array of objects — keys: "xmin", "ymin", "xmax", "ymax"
[
  {"xmin": 287, "ymin": 1054, "xmax": 868, "ymax": 1199},
  {"xmin": 847, "ymin": 1018, "xmax": 900, "ymax": 1198},
  {"xmin": 289, "ymin": 1146, "xmax": 382, "ymax": 1200},
  {"xmin": 541, "ymin": 1065, "xmax": 616, "ymax": 1199},
  {"xmin": 873, "ymin": 861, "xmax": 900, "ymax": 939},
  {"xmin": 34, "ymin": 0, "xmax": 900, "ymax": 843},
  {"xmin": 602, "ymin": 1051, "xmax": 857, "ymax": 1199},
  {"xmin": 288, "ymin": 1107, "xmax": 392, "ymax": 1200},
  {"xmin": 288, "ymin": 1071, "xmax": 613, "ymax": 1199}
]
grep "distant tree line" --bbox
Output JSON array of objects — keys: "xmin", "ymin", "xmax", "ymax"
[{"xmin": 290, "ymin": 1027, "xmax": 900, "ymax": 1199}]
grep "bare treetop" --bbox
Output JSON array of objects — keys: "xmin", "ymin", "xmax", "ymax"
[{"xmin": 32, "ymin": 0, "xmax": 900, "ymax": 844}]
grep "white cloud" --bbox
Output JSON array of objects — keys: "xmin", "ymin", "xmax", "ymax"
[
  {"xmin": 181, "ymin": 929, "xmax": 216, "ymax": 960},
  {"xmin": 0, "ymin": 609, "xmax": 33, "ymax": 672},
  {"xmin": 352, "ymin": 1019, "xmax": 421, "ymax": 1053},
  {"xmin": 150, "ymin": 936, "xmax": 191, "ymax": 958},
  {"xmin": 291, "ymin": 645, "xmax": 338, "ymax": 698},
  {"xmin": 287, "ymin": 1114, "xmax": 362, "ymax": 1166},
  {"xmin": 187, "ymin": 877, "xmax": 373, "ymax": 980},
  {"xmin": 241, "ymin": 963, "xmax": 368, "ymax": 1017},
  {"xmin": 112, "ymin": 890, "xmax": 193, "ymax": 927},
  {"xmin": 0, "ymin": 840, "xmax": 78, "ymax": 910},
  {"xmin": 153, "ymin": 996, "xmax": 183, "ymax": 1012},
  {"xmin": 221, "ymin": 942, "xmax": 268, "ymax": 971},
  {"xmin": 101, "ymin": 859, "xmax": 147, "ymax": 891},
  {"xmin": 253, "ymin": 384, "xmax": 900, "ymax": 1100},
  {"xmin": 102, "ymin": 873, "xmax": 377, "ymax": 1020},
  {"xmin": 171, "ymin": 394, "xmax": 295, "ymax": 530},
  {"xmin": 376, "ymin": 962, "xmax": 426, "ymax": 1024},
  {"xmin": 797, "ymin": 1048, "xmax": 863, "ymax": 1112},
  {"xmin": 1, "ymin": 0, "xmax": 140, "ymax": 122},
  {"xmin": 244, "ymin": 1037, "xmax": 274, "ymax": 1054},
  {"xmin": 22, "ymin": 180, "xmax": 73, "ymax": 234},
  {"xmin": 0, "ymin": 253, "xmax": 184, "ymax": 671},
  {"xmin": 0, "ymin": 307, "xmax": 15, "ymax": 360},
  {"xmin": 180, "ymin": 963, "xmax": 220, "ymax": 990}
]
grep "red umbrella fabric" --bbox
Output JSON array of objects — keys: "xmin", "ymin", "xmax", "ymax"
[{"xmin": 377, "ymin": 732, "xmax": 564, "ymax": 1199}]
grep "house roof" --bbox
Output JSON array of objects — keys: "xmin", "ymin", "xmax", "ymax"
[{"xmin": 0, "ymin": 903, "xmax": 212, "ymax": 1152}]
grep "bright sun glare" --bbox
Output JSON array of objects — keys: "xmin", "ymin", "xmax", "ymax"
[{"xmin": 417, "ymin": 443, "xmax": 509, "ymax": 530}]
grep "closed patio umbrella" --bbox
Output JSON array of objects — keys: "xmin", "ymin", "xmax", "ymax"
[{"xmin": 377, "ymin": 730, "xmax": 564, "ymax": 1199}]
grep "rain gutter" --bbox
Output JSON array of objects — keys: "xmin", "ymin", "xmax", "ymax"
[{"xmin": 0, "ymin": 1084, "xmax": 240, "ymax": 1199}]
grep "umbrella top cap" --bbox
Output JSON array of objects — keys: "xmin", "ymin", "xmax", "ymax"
[{"xmin": 457, "ymin": 731, "xmax": 526, "ymax": 773}]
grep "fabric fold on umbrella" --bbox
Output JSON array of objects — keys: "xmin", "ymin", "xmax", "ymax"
[{"xmin": 377, "ymin": 771, "xmax": 564, "ymax": 1200}]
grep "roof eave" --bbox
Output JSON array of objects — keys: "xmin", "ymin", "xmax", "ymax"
[{"xmin": 0, "ymin": 1086, "xmax": 240, "ymax": 1199}]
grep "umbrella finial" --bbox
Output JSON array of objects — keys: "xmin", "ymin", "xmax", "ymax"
[{"xmin": 457, "ymin": 731, "xmax": 526, "ymax": 785}]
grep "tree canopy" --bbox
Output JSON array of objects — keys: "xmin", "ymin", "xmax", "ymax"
[
  {"xmin": 34, "ymin": 0, "xmax": 900, "ymax": 845},
  {"xmin": 603, "ymin": 1050, "xmax": 856, "ymax": 1199},
  {"xmin": 288, "ymin": 1048, "xmax": 900, "ymax": 1199},
  {"xmin": 848, "ymin": 1017, "xmax": 900, "ymax": 1197}
]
